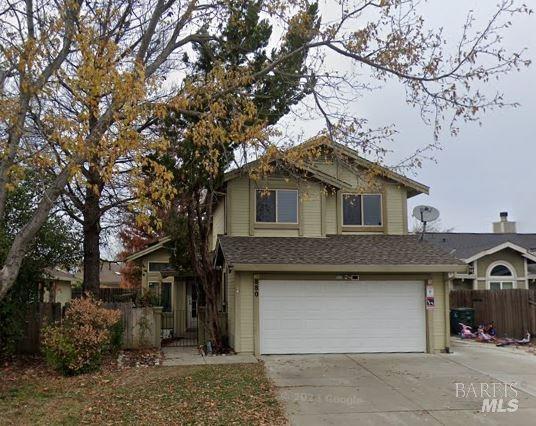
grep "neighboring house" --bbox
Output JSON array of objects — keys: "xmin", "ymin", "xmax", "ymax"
[
  {"xmin": 126, "ymin": 239, "xmax": 197, "ymax": 340},
  {"xmin": 425, "ymin": 212, "xmax": 536, "ymax": 291},
  {"xmin": 75, "ymin": 261, "xmax": 123, "ymax": 289},
  {"xmin": 41, "ymin": 268, "xmax": 77, "ymax": 306},
  {"xmin": 99, "ymin": 261, "xmax": 123, "ymax": 288},
  {"xmin": 127, "ymin": 140, "xmax": 466, "ymax": 355}
]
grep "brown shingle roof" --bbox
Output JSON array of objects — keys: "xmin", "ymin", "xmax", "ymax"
[
  {"xmin": 218, "ymin": 235, "xmax": 465, "ymax": 268},
  {"xmin": 425, "ymin": 233, "xmax": 536, "ymax": 260}
]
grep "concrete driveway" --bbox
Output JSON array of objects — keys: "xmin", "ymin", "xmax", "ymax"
[{"xmin": 262, "ymin": 339, "xmax": 536, "ymax": 425}]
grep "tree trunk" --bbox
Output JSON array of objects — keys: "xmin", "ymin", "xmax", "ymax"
[
  {"xmin": 0, "ymin": 165, "xmax": 74, "ymax": 301},
  {"xmin": 184, "ymin": 193, "xmax": 225, "ymax": 351},
  {"xmin": 203, "ymin": 268, "xmax": 223, "ymax": 351},
  {"xmin": 82, "ymin": 173, "xmax": 103, "ymax": 296},
  {"xmin": 82, "ymin": 211, "xmax": 101, "ymax": 296}
]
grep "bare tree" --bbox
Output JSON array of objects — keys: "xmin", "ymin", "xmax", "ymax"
[{"xmin": 0, "ymin": 0, "xmax": 218, "ymax": 299}]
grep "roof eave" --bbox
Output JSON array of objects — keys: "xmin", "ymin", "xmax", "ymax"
[
  {"xmin": 229, "ymin": 263, "xmax": 467, "ymax": 273},
  {"xmin": 222, "ymin": 141, "xmax": 430, "ymax": 196},
  {"xmin": 125, "ymin": 236, "xmax": 172, "ymax": 262},
  {"xmin": 463, "ymin": 241, "xmax": 536, "ymax": 263},
  {"xmin": 329, "ymin": 141, "xmax": 430, "ymax": 196}
]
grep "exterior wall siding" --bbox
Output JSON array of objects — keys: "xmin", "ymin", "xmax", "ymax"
[
  {"xmin": 430, "ymin": 273, "xmax": 447, "ymax": 352},
  {"xmin": 211, "ymin": 201, "xmax": 225, "ymax": 250},
  {"xmin": 221, "ymin": 159, "xmax": 411, "ymax": 241},
  {"xmin": 385, "ymin": 184, "xmax": 407, "ymax": 235},
  {"xmin": 301, "ymin": 183, "xmax": 323, "ymax": 237},
  {"xmin": 475, "ymin": 249, "xmax": 528, "ymax": 289},
  {"xmin": 43, "ymin": 281, "xmax": 72, "ymax": 306},
  {"xmin": 227, "ymin": 269, "xmax": 236, "ymax": 348},
  {"xmin": 227, "ymin": 176, "xmax": 250, "ymax": 236},
  {"xmin": 325, "ymin": 192, "xmax": 337, "ymax": 234},
  {"xmin": 236, "ymin": 271, "xmax": 254, "ymax": 353}
]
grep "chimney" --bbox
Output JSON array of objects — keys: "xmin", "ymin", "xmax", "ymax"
[{"xmin": 493, "ymin": 211, "xmax": 517, "ymax": 234}]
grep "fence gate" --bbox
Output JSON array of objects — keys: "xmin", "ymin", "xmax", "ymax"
[{"xmin": 161, "ymin": 309, "xmax": 198, "ymax": 347}]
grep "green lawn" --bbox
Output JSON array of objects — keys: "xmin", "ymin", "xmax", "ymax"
[{"xmin": 0, "ymin": 361, "xmax": 286, "ymax": 425}]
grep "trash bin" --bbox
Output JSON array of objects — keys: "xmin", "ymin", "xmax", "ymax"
[{"xmin": 450, "ymin": 307, "xmax": 475, "ymax": 335}]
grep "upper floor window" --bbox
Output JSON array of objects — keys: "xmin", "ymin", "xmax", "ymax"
[
  {"xmin": 256, "ymin": 189, "xmax": 298, "ymax": 224},
  {"xmin": 148, "ymin": 262, "xmax": 170, "ymax": 272},
  {"xmin": 342, "ymin": 194, "xmax": 382, "ymax": 226}
]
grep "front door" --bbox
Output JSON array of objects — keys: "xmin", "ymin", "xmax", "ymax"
[{"xmin": 186, "ymin": 281, "xmax": 198, "ymax": 329}]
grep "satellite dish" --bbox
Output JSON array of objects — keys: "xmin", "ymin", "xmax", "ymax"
[
  {"xmin": 412, "ymin": 205, "xmax": 440, "ymax": 241},
  {"xmin": 413, "ymin": 205, "xmax": 440, "ymax": 223}
]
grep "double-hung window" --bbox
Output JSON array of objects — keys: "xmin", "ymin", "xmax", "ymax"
[
  {"xmin": 342, "ymin": 194, "xmax": 382, "ymax": 226},
  {"xmin": 256, "ymin": 189, "xmax": 298, "ymax": 224}
]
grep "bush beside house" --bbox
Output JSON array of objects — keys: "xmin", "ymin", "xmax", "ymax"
[{"xmin": 42, "ymin": 298, "xmax": 121, "ymax": 375}]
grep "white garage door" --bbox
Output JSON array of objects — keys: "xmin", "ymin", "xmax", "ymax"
[{"xmin": 259, "ymin": 280, "xmax": 426, "ymax": 354}]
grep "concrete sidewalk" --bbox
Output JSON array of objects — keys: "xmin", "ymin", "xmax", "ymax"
[{"xmin": 162, "ymin": 346, "xmax": 258, "ymax": 366}]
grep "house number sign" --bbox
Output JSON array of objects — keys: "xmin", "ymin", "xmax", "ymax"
[
  {"xmin": 426, "ymin": 284, "xmax": 435, "ymax": 309},
  {"xmin": 254, "ymin": 281, "xmax": 259, "ymax": 297}
]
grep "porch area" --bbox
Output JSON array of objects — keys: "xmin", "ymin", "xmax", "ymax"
[{"xmin": 157, "ymin": 278, "xmax": 199, "ymax": 348}]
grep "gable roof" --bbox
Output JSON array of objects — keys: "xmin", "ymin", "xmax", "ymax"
[
  {"xmin": 223, "ymin": 140, "xmax": 429, "ymax": 197},
  {"xmin": 125, "ymin": 236, "xmax": 172, "ymax": 262},
  {"xmin": 216, "ymin": 235, "xmax": 466, "ymax": 273},
  {"xmin": 44, "ymin": 268, "xmax": 77, "ymax": 283},
  {"xmin": 424, "ymin": 233, "xmax": 536, "ymax": 262},
  {"xmin": 99, "ymin": 261, "xmax": 123, "ymax": 285}
]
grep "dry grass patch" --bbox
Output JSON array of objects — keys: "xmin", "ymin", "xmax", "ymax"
[{"xmin": 0, "ymin": 359, "xmax": 286, "ymax": 425}]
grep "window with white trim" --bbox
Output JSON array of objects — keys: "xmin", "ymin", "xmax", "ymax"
[
  {"xmin": 148, "ymin": 262, "xmax": 170, "ymax": 272},
  {"xmin": 488, "ymin": 263, "xmax": 515, "ymax": 290},
  {"xmin": 342, "ymin": 194, "xmax": 382, "ymax": 226},
  {"xmin": 255, "ymin": 189, "xmax": 298, "ymax": 224}
]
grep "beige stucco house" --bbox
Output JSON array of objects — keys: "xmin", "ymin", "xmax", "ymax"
[
  {"xmin": 127, "ymin": 141, "xmax": 466, "ymax": 354},
  {"xmin": 41, "ymin": 268, "xmax": 77, "ymax": 307},
  {"xmin": 426, "ymin": 213, "xmax": 536, "ymax": 291},
  {"xmin": 126, "ymin": 239, "xmax": 198, "ymax": 341}
]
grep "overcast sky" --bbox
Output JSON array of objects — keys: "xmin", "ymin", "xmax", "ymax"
[
  {"xmin": 270, "ymin": 1, "xmax": 536, "ymax": 234},
  {"xmin": 357, "ymin": 1, "xmax": 536, "ymax": 233},
  {"xmin": 107, "ymin": 1, "xmax": 536, "ymax": 258}
]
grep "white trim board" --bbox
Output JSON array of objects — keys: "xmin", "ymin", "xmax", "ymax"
[{"xmin": 464, "ymin": 242, "xmax": 536, "ymax": 264}]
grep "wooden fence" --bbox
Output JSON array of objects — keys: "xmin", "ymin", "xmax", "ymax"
[
  {"xmin": 72, "ymin": 287, "xmax": 140, "ymax": 302},
  {"xmin": 103, "ymin": 302, "xmax": 161, "ymax": 349},
  {"xmin": 450, "ymin": 289, "xmax": 536, "ymax": 338},
  {"xmin": 16, "ymin": 302, "xmax": 62, "ymax": 354}
]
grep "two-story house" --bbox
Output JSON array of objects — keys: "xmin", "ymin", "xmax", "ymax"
[{"xmin": 127, "ymin": 141, "xmax": 466, "ymax": 355}]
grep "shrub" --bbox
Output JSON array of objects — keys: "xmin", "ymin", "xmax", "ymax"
[
  {"xmin": 41, "ymin": 297, "xmax": 121, "ymax": 375},
  {"xmin": 135, "ymin": 289, "xmax": 160, "ymax": 307}
]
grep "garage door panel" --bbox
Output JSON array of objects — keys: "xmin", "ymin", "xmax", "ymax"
[{"xmin": 259, "ymin": 280, "xmax": 426, "ymax": 354}]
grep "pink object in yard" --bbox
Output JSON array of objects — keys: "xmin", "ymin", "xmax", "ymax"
[{"xmin": 459, "ymin": 323, "xmax": 476, "ymax": 339}]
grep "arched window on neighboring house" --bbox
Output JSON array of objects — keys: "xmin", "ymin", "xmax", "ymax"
[{"xmin": 487, "ymin": 262, "xmax": 516, "ymax": 290}]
